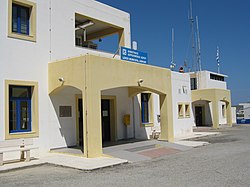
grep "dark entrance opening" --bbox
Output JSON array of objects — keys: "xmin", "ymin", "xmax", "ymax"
[
  {"xmin": 195, "ymin": 106, "xmax": 203, "ymax": 126},
  {"xmin": 78, "ymin": 98, "xmax": 83, "ymax": 147},
  {"xmin": 101, "ymin": 99, "xmax": 111, "ymax": 142}
]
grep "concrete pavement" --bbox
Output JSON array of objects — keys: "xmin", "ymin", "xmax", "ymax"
[
  {"xmin": 1, "ymin": 125, "xmax": 250, "ymax": 187},
  {"xmin": 0, "ymin": 130, "xmax": 216, "ymax": 172}
]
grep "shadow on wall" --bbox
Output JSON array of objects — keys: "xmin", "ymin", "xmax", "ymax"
[
  {"xmin": 49, "ymin": 86, "xmax": 82, "ymax": 148},
  {"xmin": 133, "ymin": 95, "xmax": 155, "ymax": 140}
]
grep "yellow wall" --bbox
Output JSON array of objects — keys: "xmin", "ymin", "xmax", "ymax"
[
  {"xmin": 192, "ymin": 89, "xmax": 232, "ymax": 128},
  {"xmin": 49, "ymin": 54, "xmax": 174, "ymax": 158}
]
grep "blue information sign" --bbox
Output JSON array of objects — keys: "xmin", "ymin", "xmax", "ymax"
[{"xmin": 120, "ymin": 47, "xmax": 148, "ymax": 64}]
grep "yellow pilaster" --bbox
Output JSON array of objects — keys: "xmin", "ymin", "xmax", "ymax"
[
  {"xmin": 159, "ymin": 94, "xmax": 174, "ymax": 142},
  {"xmin": 226, "ymin": 102, "xmax": 232, "ymax": 127},
  {"xmin": 84, "ymin": 91, "xmax": 102, "ymax": 158},
  {"xmin": 212, "ymin": 99, "xmax": 219, "ymax": 129}
]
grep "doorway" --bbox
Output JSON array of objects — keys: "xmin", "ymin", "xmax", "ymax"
[
  {"xmin": 77, "ymin": 98, "xmax": 83, "ymax": 147},
  {"xmin": 101, "ymin": 99, "xmax": 111, "ymax": 142},
  {"xmin": 195, "ymin": 106, "xmax": 203, "ymax": 126}
]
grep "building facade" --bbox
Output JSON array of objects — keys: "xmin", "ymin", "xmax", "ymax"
[
  {"xmin": 190, "ymin": 71, "xmax": 232, "ymax": 128},
  {"xmin": 236, "ymin": 103, "xmax": 250, "ymax": 124},
  {"xmin": 0, "ymin": 0, "xmax": 232, "ymax": 160}
]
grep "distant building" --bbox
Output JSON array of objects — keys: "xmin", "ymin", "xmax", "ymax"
[
  {"xmin": 189, "ymin": 71, "xmax": 232, "ymax": 128},
  {"xmin": 236, "ymin": 103, "xmax": 250, "ymax": 124}
]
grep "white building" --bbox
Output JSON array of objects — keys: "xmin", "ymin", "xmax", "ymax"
[
  {"xmin": 0, "ymin": 0, "xmax": 232, "ymax": 162},
  {"xmin": 190, "ymin": 71, "xmax": 232, "ymax": 128},
  {"xmin": 236, "ymin": 103, "xmax": 250, "ymax": 124}
]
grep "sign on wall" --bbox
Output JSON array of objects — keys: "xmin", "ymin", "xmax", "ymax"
[
  {"xmin": 59, "ymin": 106, "xmax": 72, "ymax": 117},
  {"xmin": 120, "ymin": 47, "xmax": 148, "ymax": 64}
]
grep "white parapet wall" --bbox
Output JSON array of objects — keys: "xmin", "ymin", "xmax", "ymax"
[{"xmin": 190, "ymin": 71, "xmax": 227, "ymax": 90}]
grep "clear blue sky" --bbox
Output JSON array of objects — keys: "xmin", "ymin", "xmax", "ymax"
[{"xmin": 97, "ymin": 0, "xmax": 250, "ymax": 105}]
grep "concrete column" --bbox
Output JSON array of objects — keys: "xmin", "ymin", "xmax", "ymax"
[
  {"xmin": 159, "ymin": 94, "xmax": 174, "ymax": 142},
  {"xmin": 226, "ymin": 102, "xmax": 232, "ymax": 127},
  {"xmin": 212, "ymin": 100, "xmax": 219, "ymax": 129},
  {"xmin": 83, "ymin": 91, "xmax": 102, "ymax": 158}
]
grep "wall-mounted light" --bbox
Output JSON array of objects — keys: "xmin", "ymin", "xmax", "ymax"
[
  {"xmin": 58, "ymin": 77, "xmax": 65, "ymax": 83},
  {"xmin": 137, "ymin": 79, "xmax": 144, "ymax": 86}
]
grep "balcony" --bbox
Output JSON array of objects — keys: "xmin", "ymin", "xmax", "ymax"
[{"xmin": 75, "ymin": 13, "xmax": 125, "ymax": 57}]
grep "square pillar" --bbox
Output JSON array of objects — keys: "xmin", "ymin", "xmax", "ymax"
[
  {"xmin": 212, "ymin": 100, "xmax": 219, "ymax": 129},
  {"xmin": 83, "ymin": 91, "xmax": 103, "ymax": 158},
  {"xmin": 159, "ymin": 94, "xmax": 174, "ymax": 142},
  {"xmin": 226, "ymin": 102, "xmax": 232, "ymax": 126}
]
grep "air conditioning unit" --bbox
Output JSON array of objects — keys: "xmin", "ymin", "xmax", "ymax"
[{"xmin": 82, "ymin": 41, "xmax": 98, "ymax": 50}]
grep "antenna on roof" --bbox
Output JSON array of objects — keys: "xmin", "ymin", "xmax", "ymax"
[
  {"xmin": 216, "ymin": 46, "xmax": 220, "ymax": 73},
  {"xmin": 196, "ymin": 16, "xmax": 202, "ymax": 71},
  {"xmin": 189, "ymin": 0, "xmax": 196, "ymax": 72},
  {"xmin": 170, "ymin": 28, "xmax": 176, "ymax": 70}
]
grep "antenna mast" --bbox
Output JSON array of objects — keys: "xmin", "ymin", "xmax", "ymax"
[
  {"xmin": 170, "ymin": 28, "xmax": 176, "ymax": 70},
  {"xmin": 189, "ymin": 0, "xmax": 196, "ymax": 72},
  {"xmin": 196, "ymin": 16, "xmax": 202, "ymax": 71},
  {"xmin": 216, "ymin": 46, "xmax": 220, "ymax": 73}
]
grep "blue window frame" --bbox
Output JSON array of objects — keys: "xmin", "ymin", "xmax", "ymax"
[
  {"xmin": 12, "ymin": 4, "xmax": 30, "ymax": 35},
  {"xmin": 9, "ymin": 86, "xmax": 32, "ymax": 133},
  {"xmin": 141, "ymin": 93, "xmax": 149, "ymax": 123}
]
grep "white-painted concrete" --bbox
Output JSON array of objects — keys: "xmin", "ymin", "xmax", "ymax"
[
  {"xmin": 171, "ymin": 72, "xmax": 194, "ymax": 137},
  {"xmin": 102, "ymin": 88, "xmax": 134, "ymax": 140},
  {"xmin": 189, "ymin": 70, "xmax": 227, "ymax": 90},
  {"xmin": 0, "ymin": 0, "xmax": 232, "ymax": 163},
  {"xmin": 231, "ymin": 107, "xmax": 237, "ymax": 124}
]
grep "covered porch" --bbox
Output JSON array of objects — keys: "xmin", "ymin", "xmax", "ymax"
[
  {"xmin": 192, "ymin": 89, "xmax": 232, "ymax": 129},
  {"xmin": 48, "ymin": 54, "xmax": 174, "ymax": 158}
]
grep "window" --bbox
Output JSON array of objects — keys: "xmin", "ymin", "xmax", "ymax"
[
  {"xmin": 185, "ymin": 104, "xmax": 190, "ymax": 118},
  {"xmin": 8, "ymin": 0, "xmax": 36, "ymax": 41},
  {"xmin": 5, "ymin": 80, "xmax": 39, "ymax": 139},
  {"xmin": 141, "ymin": 93, "xmax": 150, "ymax": 123},
  {"xmin": 190, "ymin": 78, "xmax": 197, "ymax": 90},
  {"xmin": 9, "ymin": 86, "xmax": 32, "ymax": 133},
  {"xmin": 178, "ymin": 104, "xmax": 184, "ymax": 118},
  {"xmin": 12, "ymin": 4, "xmax": 30, "ymax": 35},
  {"xmin": 210, "ymin": 73, "xmax": 225, "ymax": 82}
]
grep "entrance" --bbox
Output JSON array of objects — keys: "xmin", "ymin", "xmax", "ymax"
[
  {"xmin": 101, "ymin": 99, "xmax": 111, "ymax": 142},
  {"xmin": 78, "ymin": 98, "xmax": 83, "ymax": 147},
  {"xmin": 195, "ymin": 106, "xmax": 203, "ymax": 126}
]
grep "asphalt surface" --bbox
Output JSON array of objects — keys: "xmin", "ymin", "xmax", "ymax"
[{"xmin": 1, "ymin": 125, "xmax": 250, "ymax": 187}]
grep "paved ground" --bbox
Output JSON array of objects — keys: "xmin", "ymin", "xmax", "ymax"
[
  {"xmin": 103, "ymin": 139, "xmax": 193, "ymax": 162},
  {"xmin": 1, "ymin": 125, "xmax": 250, "ymax": 187}
]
